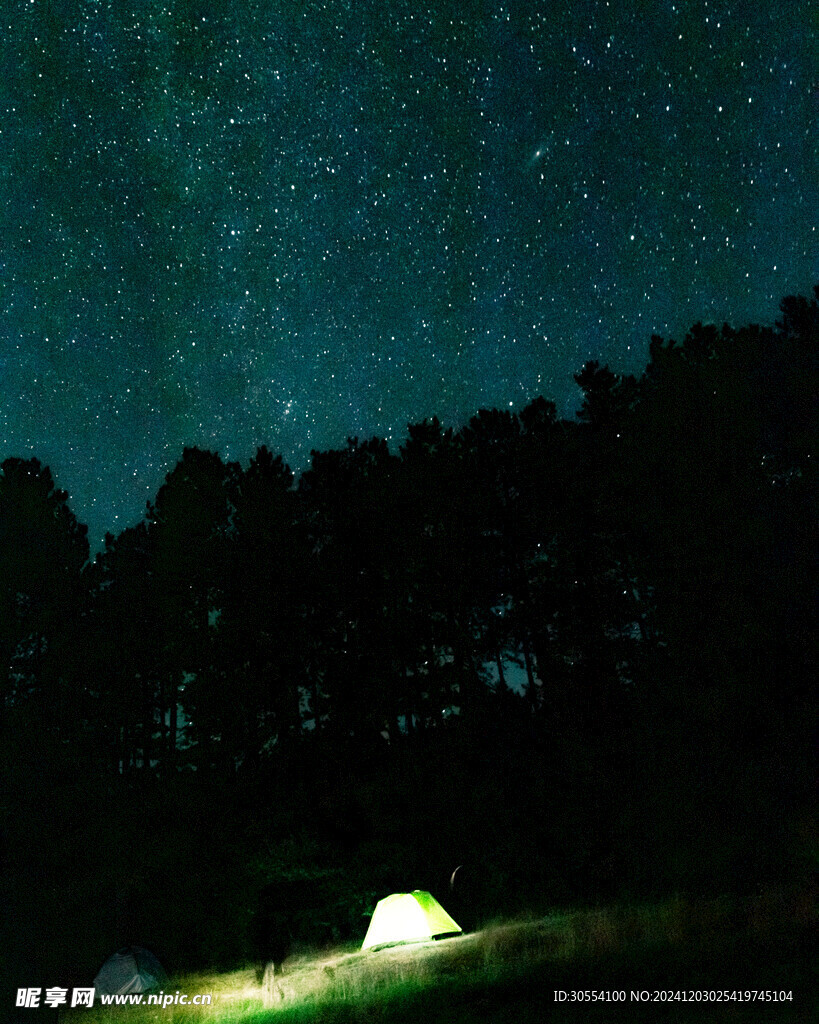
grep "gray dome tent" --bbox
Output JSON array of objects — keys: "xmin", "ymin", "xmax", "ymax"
[{"xmin": 94, "ymin": 946, "xmax": 168, "ymax": 996}]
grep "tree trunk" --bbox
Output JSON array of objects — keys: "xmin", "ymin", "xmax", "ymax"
[
  {"xmin": 495, "ymin": 649, "xmax": 507, "ymax": 689},
  {"xmin": 522, "ymin": 639, "xmax": 539, "ymax": 706},
  {"xmin": 168, "ymin": 675, "xmax": 178, "ymax": 768}
]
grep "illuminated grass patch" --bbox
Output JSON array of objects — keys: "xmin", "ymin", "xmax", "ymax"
[{"xmin": 65, "ymin": 890, "xmax": 813, "ymax": 1023}]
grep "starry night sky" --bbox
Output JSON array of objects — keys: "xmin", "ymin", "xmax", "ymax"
[{"xmin": 0, "ymin": 0, "xmax": 815, "ymax": 549}]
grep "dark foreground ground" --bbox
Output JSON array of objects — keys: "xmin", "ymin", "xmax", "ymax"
[
  {"xmin": 262, "ymin": 939, "xmax": 813, "ymax": 1024},
  {"xmin": 400, "ymin": 934, "xmax": 813, "ymax": 1024},
  {"xmin": 257, "ymin": 914, "xmax": 816, "ymax": 1024},
  {"xmin": 47, "ymin": 895, "xmax": 816, "ymax": 1024}
]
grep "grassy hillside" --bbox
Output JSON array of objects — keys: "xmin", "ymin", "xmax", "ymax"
[{"xmin": 64, "ymin": 890, "xmax": 815, "ymax": 1023}]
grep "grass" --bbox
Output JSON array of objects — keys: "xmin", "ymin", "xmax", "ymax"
[{"xmin": 63, "ymin": 889, "xmax": 816, "ymax": 1023}]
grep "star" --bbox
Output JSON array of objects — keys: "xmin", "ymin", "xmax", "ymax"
[{"xmin": 0, "ymin": 1, "xmax": 812, "ymax": 549}]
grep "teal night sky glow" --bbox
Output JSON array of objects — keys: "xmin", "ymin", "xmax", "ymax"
[{"xmin": 0, "ymin": 1, "xmax": 814, "ymax": 547}]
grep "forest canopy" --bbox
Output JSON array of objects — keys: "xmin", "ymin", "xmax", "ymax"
[{"xmin": 1, "ymin": 288, "xmax": 815, "ymax": 984}]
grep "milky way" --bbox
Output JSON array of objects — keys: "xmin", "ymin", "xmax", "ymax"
[{"xmin": 0, "ymin": 0, "xmax": 814, "ymax": 548}]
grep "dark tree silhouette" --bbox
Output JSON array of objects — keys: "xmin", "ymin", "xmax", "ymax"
[
  {"xmin": 1, "ymin": 288, "xmax": 815, "ymax": 986},
  {"xmin": 0, "ymin": 458, "xmax": 88, "ymax": 735},
  {"xmin": 147, "ymin": 447, "xmax": 239, "ymax": 769},
  {"xmin": 84, "ymin": 521, "xmax": 160, "ymax": 773}
]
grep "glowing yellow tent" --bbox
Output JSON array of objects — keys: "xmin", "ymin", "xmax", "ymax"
[{"xmin": 361, "ymin": 890, "xmax": 462, "ymax": 950}]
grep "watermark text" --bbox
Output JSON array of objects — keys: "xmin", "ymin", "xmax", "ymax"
[{"xmin": 16, "ymin": 988, "xmax": 212, "ymax": 1009}]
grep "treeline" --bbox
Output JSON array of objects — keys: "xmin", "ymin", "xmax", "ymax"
[{"xmin": 0, "ymin": 290, "xmax": 816, "ymax": 979}]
